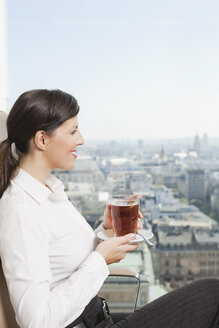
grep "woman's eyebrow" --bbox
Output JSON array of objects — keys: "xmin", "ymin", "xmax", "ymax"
[{"xmin": 67, "ymin": 125, "xmax": 78, "ymax": 131}]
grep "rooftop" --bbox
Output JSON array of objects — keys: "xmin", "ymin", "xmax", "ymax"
[
  {"xmin": 194, "ymin": 230, "xmax": 219, "ymax": 245},
  {"xmin": 158, "ymin": 230, "xmax": 191, "ymax": 246}
]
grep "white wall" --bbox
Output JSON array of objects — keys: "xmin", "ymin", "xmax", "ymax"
[{"xmin": 0, "ymin": 0, "xmax": 8, "ymax": 112}]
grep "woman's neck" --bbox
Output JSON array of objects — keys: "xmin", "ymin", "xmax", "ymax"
[{"xmin": 19, "ymin": 154, "xmax": 51, "ymax": 186}]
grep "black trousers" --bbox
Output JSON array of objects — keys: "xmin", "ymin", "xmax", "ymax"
[{"xmin": 111, "ymin": 278, "xmax": 219, "ymax": 328}]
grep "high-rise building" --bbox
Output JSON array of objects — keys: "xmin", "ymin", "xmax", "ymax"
[
  {"xmin": 0, "ymin": 0, "xmax": 8, "ymax": 112},
  {"xmin": 186, "ymin": 169, "xmax": 205, "ymax": 202}
]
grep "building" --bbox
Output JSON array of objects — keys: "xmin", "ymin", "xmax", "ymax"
[
  {"xmin": 54, "ymin": 152, "xmax": 105, "ymax": 191},
  {"xmin": 152, "ymin": 227, "xmax": 219, "ymax": 288},
  {"xmin": 177, "ymin": 174, "xmax": 186, "ymax": 197},
  {"xmin": 151, "ymin": 201, "xmax": 201, "ymax": 220},
  {"xmin": 160, "ymin": 145, "xmax": 167, "ymax": 162},
  {"xmin": 186, "ymin": 169, "xmax": 205, "ymax": 202},
  {"xmin": 193, "ymin": 133, "xmax": 201, "ymax": 157},
  {"xmin": 210, "ymin": 185, "xmax": 219, "ymax": 215}
]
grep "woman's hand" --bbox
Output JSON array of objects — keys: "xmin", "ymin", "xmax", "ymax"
[
  {"xmin": 102, "ymin": 194, "xmax": 144, "ymax": 230},
  {"xmin": 95, "ymin": 234, "xmax": 138, "ymax": 264},
  {"xmin": 137, "ymin": 209, "xmax": 143, "ymax": 230}
]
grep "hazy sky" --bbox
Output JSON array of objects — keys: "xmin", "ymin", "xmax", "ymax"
[{"xmin": 6, "ymin": 0, "xmax": 219, "ymax": 140}]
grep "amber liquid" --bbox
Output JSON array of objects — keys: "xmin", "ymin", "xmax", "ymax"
[{"xmin": 111, "ymin": 203, "xmax": 139, "ymax": 236}]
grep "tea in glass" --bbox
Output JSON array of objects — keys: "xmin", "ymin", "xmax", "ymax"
[{"xmin": 109, "ymin": 195, "xmax": 139, "ymax": 236}]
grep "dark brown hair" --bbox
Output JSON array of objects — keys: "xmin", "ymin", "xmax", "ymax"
[{"xmin": 0, "ymin": 89, "xmax": 80, "ymax": 198}]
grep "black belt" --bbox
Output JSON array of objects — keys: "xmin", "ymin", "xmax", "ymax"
[{"xmin": 66, "ymin": 296, "xmax": 111, "ymax": 328}]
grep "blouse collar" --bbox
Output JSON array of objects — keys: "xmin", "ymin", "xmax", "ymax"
[{"xmin": 12, "ymin": 168, "xmax": 65, "ymax": 204}]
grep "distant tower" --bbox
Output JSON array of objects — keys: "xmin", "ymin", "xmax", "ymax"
[
  {"xmin": 193, "ymin": 133, "xmax": 201, "ymax": 157},
  {"xmin": 137, "ymin": 139, "xmax": 144, "ymax": 160},
  {"xmin": 160, "ymin": 145, "xmax": 167, "ymax": 161},
  {"xmin": 202, "ymin": 133, "xmax": 209, "ymax": 154},
  {"xmin": 138, "ymin": 139, "xmax": 144, "ymax": 149},
  {"xmin": 0, "ymin": 0, "xmax": 8, "ymax": 112}
]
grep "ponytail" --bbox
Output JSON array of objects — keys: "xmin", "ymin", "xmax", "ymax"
[{"xmin": 0, "ymin": 139, "xmax": 19, "ymax": 198}]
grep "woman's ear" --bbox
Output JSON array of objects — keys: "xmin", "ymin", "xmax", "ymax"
[{"xmin": 34, "ymin": 130, "xmax": 48, "ymax": 150}]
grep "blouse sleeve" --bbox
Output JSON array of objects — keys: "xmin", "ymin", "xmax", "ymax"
[{"xmin": 0, "ymin": 204, "xmax": 109, "ymax": 328}]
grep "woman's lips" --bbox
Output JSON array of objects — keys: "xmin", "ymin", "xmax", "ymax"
[{"xmin": 71, "ymin": 151, "xmax": 77, "ymax": 158}]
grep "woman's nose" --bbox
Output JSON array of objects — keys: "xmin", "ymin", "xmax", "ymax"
[{"xmin": 77, "ymin": 131, "xmax": 84, "ymax": 145}]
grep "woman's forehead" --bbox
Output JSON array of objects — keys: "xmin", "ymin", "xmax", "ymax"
[{"xmin": 61, "ymin": 116, "xmax": 78, "ymax": 129}]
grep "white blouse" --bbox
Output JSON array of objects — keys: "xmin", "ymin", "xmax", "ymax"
[{"xmin": 0, "ymin": 168, "xmax": 109, "ymax": 328}]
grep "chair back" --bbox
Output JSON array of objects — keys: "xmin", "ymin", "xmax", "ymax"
[
  {"xmin": 0, "ymin": 111, "xmax": 8, "ymax": 141},
  {"xmin": 0, "ymin": 112, "xmax": 19, "ymax": 327},
  {"xmin": 0, "ymin": 261, "xmax": 19, "ymax": 328}
]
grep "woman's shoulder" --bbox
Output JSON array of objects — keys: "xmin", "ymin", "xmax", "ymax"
[
  {"xmin": 1, "ymin": 179, "xmax": 25, "ymax": 200},
  {"xmin": 0, "ymin": 181, "xmax": 48, "ymax": 239},
  {"xmin": 0, "ymin": 181, "xmax": 33, "ymax": 218}
]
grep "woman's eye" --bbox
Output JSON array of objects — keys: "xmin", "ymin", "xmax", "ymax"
[{"xmin": 71, "ymin": 130, "xmax": 77, "ymax": 135}]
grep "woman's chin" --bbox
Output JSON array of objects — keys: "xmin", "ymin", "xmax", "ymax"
[{"xmin": 57, "ymin": 162, "xmax": 76, "ymax": 171}]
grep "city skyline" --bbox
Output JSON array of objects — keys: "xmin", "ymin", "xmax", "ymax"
[{"xmin": 4, "ymin": 0, "xmax": 219, "ymax": 140}]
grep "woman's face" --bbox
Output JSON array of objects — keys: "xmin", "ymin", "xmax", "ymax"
[{"xmin": 45, "ymin": 116, "xmax": 84, "ymax": 171}]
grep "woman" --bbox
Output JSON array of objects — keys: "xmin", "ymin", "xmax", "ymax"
[{"xmin": 0, "ymin": 89, "xmax": 218, "ymax": 328}]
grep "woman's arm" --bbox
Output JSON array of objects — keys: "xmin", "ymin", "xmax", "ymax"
[{"xmin": 0, "ymin": 204, "xmax": 109, "ymax": 328}]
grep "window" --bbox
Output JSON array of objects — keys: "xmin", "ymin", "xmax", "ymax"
[{"xmin": 7, "ymin": 0, "xmax": 219, "ymax": 313}]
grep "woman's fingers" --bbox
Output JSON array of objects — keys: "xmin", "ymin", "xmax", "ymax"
[
  {"xmin": 129, "ymin": 194, "xmax": 142, "ymax": 200},
  {"xmin": 103, "ymin": 204, "xmax": 113, "ymax": 230},
  {"xmin": 137, "ymin": 219, "xmax": 143, "ymax": 230},
  {"xmin": 116, "ymin": 233, "xmax": 136, "ymax": 244},
  {"xmin": 124, "ymin": 243, "xmax": 139, "ymax": 252},
  {"xmin": 95, "ymin": 233, "xmax": 138, "ymax": 264},
  {"xmin": 138, "ymin": 210, "xmax": 143, "ymax": 219}
]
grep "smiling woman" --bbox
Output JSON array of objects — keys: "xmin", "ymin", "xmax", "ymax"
[
  {"xmin": 0, "ymin": 89, "xmax": 139, "ymax": 328},
  {"xmin": 0, "ymin": 89, "xmax": 219, "ymax": 328}
]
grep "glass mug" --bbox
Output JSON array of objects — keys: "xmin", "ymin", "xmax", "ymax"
[{"xmin": 109, "ymin": 195, "xmax": 139, "ymax": 237}]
